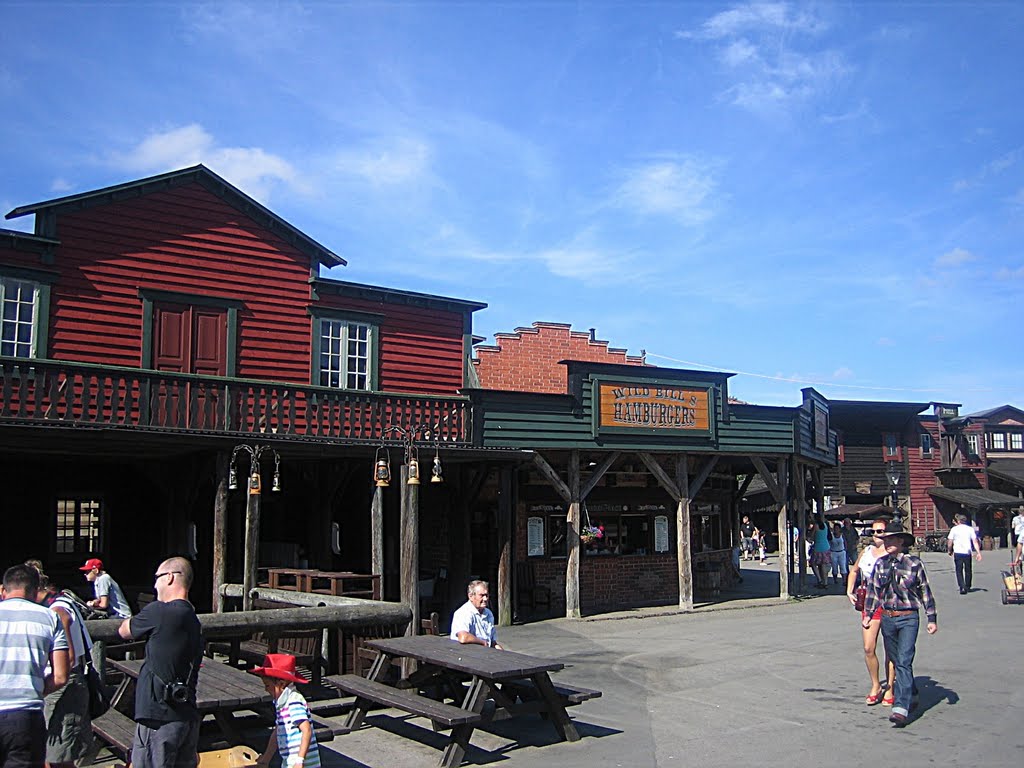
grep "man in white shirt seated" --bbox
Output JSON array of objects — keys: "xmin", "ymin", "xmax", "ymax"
[{"xmin": 449, "ymin": 580, "xmax": 504, "ymax": 650}]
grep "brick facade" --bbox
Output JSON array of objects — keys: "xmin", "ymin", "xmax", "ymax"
[{"xmin": 473, "ymin": 322, "xmax": 645, "ymax": 393}]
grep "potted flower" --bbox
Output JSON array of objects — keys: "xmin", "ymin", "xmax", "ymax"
[{"xmin": 580, "ymin": 525, "xmax": 604, "ymax": 545}]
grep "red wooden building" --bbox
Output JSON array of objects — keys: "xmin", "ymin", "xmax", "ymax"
[{"xmin": 1, "ymin": 165, "xmax": 515, "ymax": 618}]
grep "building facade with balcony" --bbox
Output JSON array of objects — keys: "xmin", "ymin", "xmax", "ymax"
[{"xmin": 1, "ymin": 165, "xmax": 513, "ymax": 617}]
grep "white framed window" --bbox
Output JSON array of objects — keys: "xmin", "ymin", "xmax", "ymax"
[
  {"xmin": 54, "ymin": 497, "xmax": 103, "ymax": 556},
  {"xmin": 1011, "ymin": 433, "xmax": 1023, "ymax": 451},
  {"xmin": 966, "ymin": 434, "xmax": 980, "ymax": 456},
  {"xmin": 991, "ymin": 432, "xmax": 1006, "ymax": 450},
  {"xmin": 920, "ymin": 433, "xmax": 933, "ymax": 456},
  {"xmin": 885, "ymin": 433, "xmax": 898, "ymax": 456},
  {"xmin": 316, "ymin": 318, "xmax": 374, "ymax": 390},
  {"xmin": 0, "ymin": 277, "xmax": 39, "ymax": 358}
]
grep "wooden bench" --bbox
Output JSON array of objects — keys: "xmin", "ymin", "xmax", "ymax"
[
  {"xmin": 501, "ymin": 678, "xmax": 602, "ymax": 706},
  {"xmin": 89, "ymin": 708, "xmax": 136, "ymax": 762},
  {"xmin": 326, "ymin": 674, "xmax": 483, "ymax": 729}
]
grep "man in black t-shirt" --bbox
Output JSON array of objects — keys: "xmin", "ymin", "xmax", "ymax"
[
  {"xmin": 740, "ymin": 516, "xmax": 756, "ymax": 560},
  {"xmin": 118, "ymin": 556, "xmax": 203, "ymax": 768}
]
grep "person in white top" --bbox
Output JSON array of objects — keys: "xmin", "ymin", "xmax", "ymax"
[
  {"xmin": 947, "ymin": 514, "xmax": 982, "ymax": 594},
  {"xmin": 1011, "ymin": 509, "xmax": 1024, "ymax": 565},
  {"xmin": 449, "ymin": 580, "xmax": 504, "ymax": 650},
  {"xmin": 845, "ymin": 519, "xmax": 895, "ymax": 706},
  {"xmin": 79, "ymin": 558, "xmax": 133, "ymax": 619}
]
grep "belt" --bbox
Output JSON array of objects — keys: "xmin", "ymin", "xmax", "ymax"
[{"xmin": 882, "ymin": 608, "xmax": 916, "ymax": 617}]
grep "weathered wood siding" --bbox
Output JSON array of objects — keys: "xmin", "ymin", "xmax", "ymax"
[
  {"xmin": 315, "ymin": 292, "xmax": 466, "ymax": 394},
  {"xmin": 44, "ymin": 183, "xmax": 316, "ymax": 380}
]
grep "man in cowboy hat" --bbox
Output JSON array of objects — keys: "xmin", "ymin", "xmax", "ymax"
[
  {"xmin": 249, "ymin": 654, "xmax": 320, "ymax": 767},
  {"xmin": 861, "ymin": 523, "xmax": 937, "ymax": 728}
]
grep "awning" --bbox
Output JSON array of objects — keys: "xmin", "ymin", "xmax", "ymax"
[
  {"xmin": 927, "ymin": 486, "xmax": 1024, "ymax": 509},
  {"xmin": 823, "ymin": 503, "xmax": 891, "ymax": 521},
  {"xmin": 987, "ymin": 459, "xmax": 1024, "ymax": 489}
]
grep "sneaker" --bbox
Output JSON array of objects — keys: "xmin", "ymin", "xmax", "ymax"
[{"xmin": 889, "ymin": 713, "xmax": 908, "ymax": 727}]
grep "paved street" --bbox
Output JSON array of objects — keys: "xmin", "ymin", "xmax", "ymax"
[{"xmin": 315, "ymin": 552, "xmax": 1021, "ymax": 768}]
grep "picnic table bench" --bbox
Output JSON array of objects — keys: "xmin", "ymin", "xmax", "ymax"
[
  {"xmin": 329, "ymin": 635, "xmax": 600, "ymax": 767},
  {"xmin": 87, "ymin": 657, "xmax": 345, "ymax": 762}
]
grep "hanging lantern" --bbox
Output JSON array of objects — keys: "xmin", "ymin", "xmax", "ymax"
[
  {"xmin": 407, "ymin": 446, "xmax": 420, "ymax": 485},
  {"xmin": 374, "ymin": 447, "xmax": 391, "ymax": 487},
  {"xmin": 248, "ymin": 470, "xmax": 262, "ymax": 495},
  {"xmin": 228, "ymin": 462, "xmax": 238, "ymax": 491},
  {"xmin": 431, "ymin": 454, "xmax": 444, "ymax": 483}
]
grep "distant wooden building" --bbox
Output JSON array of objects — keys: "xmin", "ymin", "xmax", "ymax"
[{"xmin": 470, "ymin": 324, "xmax": 838, "ymax": 617}]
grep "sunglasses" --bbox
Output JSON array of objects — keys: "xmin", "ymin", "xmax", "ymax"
[{"xmin": 871, "ymin": 528, "xmax": 886, "ymax": 533}]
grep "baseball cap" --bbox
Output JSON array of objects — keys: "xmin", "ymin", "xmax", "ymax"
[{"xmin": 78, "ymin": 558, "xmax": 103, "ymax": 572}]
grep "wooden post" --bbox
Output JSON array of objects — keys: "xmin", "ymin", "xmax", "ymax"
[
  {"xmin": 676, "ymin": 455, "xmax": 692, "ymax": 611},
  {"xmin": 566, "ymin": 450, "xmax": 581, "ymax": 619},
  {"xmin": 371, "ymin": 485, "xmax": 384, "ymax": 594},
  {"xmin": 212, "ymin": 452, "xmax": 229, "ymax": 613},
  {"xmin": 241, "ymin": 482, "xmax": 261, "ymax": 612},
  {"xmin": 496, "ymin": 467, "xmax": 513, "ymax": 626},
  {"xmin": 399, "ymin": 465, "xmax": 419, "ymax": 636},
  {"xmin": 795, "ymin": 458, "xmax": 807, "ymax": 591}
]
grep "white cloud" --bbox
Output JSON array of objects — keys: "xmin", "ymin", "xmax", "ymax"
[
  {"xmin": 934, "ymin": 247, "xmax": 977, "ymax": 268},
  {"xmin": 678, "ymin": 3, "xmax": 846, "ymax": 113},
  {"xmin": 50, "ymin": 178, "xmax": 73, "ymax": 193},
  {"xmin": 331, "ymin": 138, "xmax": 432, "ymax": 186},
  {"xmin": 953, "ymin": 146, "xmax": 1023, "ymax": 191},
  {"xmin": 877, "ymin": 337, "xmax": 895, "ymax": 347},
  {"xmin": 996, "ymin": 265, "xmax": 1024, "ymax": 280},
  {"xmin": 611, "ymin": 159, "xmax": 717, "ymax": 225},
  {"xmin": 832, "ymin": 366, "xmax": 854, "ymax": 380},
  {"xmin": 110, "ymin": 124, "xmax": 306, "ymax": 202},
  {"xmin": 181, "ymin": 1, "xmax": 312, "ymax": 52}
]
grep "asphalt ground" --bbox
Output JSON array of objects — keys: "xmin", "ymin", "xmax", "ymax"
[{"xmin": 93, "ymin": 552, "xmax": 1023, "ymax": 767}]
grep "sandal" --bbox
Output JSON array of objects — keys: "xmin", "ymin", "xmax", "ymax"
[
  {"xmin": 881, "ymin": 692, "xmax": 895, "ymax": 706},
  {"xmin": 865, "ymin": 691, "xmax": 883, "ymax": 706}
]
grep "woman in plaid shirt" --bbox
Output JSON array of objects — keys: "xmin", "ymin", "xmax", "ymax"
[{"xmin": 861, "ymin": 522, "xmax": 937, "ymax": 727}]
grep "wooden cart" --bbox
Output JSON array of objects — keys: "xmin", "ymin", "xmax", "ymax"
[{"xmin": 1001, "ymin": 561, "xmax": 1023, "ymax": 605}]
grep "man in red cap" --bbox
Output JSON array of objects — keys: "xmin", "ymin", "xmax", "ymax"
[
  {"xmin": 79, "ymin": 558, "xmax": 132, "ymax": 619},
  {"xmin": 249, "ymin": 654, "xmax": 320, "ymax": 767}
]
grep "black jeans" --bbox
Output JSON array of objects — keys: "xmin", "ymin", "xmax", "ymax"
[
  {"xmin": 954, "ymin": 553, "xmax": 973, "ymax": 591},
  {"xmin": 0, "ymin": 708, "xmax": 46, "ymax": 768}
]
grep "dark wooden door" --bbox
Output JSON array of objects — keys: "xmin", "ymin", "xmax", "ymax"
[{"xmin": 153, "ymin": 303, "xmax": 227, "ymax": 427}]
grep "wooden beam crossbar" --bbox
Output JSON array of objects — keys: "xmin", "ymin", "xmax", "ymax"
[
  {"xmin": 532, "ymin": 453, "xmax": 572, "ymax": 504},
  {"xmin": 751, "ymin": 457, "xmax": 784, "ymax": 504},
  {"xmin": 637, "ymin": 452, "xmax": 681, "ymax": 501},
  {"xmin": 580, "ymin": 451, "xmax": 620, "ymax": 500}
]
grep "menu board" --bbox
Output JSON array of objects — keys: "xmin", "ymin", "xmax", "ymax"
[
  {"xmin": 527, "ymin": 516, "xmax": 545, "ymax": 557},
  {"xmin": 654, "ymin": 515, "xmax": 669, "ymax": 553}
]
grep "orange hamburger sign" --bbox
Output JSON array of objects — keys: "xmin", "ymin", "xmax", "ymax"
[{"xmin": 598, "ymin": 383, "xmax": 711, "ymax": 432}]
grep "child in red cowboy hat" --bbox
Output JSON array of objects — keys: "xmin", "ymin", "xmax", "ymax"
[{"xmin": 249, "ymin": 654, "xmax": 320, "ymax": 767}]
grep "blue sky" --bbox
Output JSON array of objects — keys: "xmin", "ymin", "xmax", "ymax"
[{"xmin": 2, "ymin": 2, "xmax": 1022, "ymax": 413}]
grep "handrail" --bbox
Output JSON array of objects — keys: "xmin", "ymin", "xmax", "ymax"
[{"xmin": 0, "ymin": 356, "xmax": 471, "ymax": 444}]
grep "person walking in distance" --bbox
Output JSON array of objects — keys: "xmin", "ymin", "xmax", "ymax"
[
  {"xmin": 947, "ymin": 514, "xmax": 982, "ymax": 594},
  {"xmin": 0, "ymin": 563, "xmax": 70, "ymax": 768},
  {"xmin": 862, "ymin": 523, "xmax": 938, "ymax": 727},
  {"xmin": 740, "ymin": 516, "xmax": 756, "ymax": 561},
  {"xmin": 117, "ymin": 557, "xmax": 203, "ymax": 768},
  {"xmin": 829, "ymin": 522, "xmax": 849, "ymax": 585}
]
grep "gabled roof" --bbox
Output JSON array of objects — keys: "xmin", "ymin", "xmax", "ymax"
[
  {"xmin": 928, "ymin": 486, "xmax": 1023, "ymax": 509},
  {"xmin": 987, "ymin": 458, "xmax": 1024, "ymax": 488},
  {"xmin": 959, "ymin": 404, "xmax": 1024, "ymax": 424},
  {"xmin": 5, "ymin": 165, "xmax": 345, "ymax": 268}
]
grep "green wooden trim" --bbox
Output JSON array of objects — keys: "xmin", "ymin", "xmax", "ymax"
[
  {"xmin": 307, "ymin": 306, "xmax": 385, "ymax": 324},
  {"xmin": 138, "ymin": 288, "xmax": 244, "ymax": 310},
  {"xmin": 226, "ymin": 306, "xmax": 238, "ymax": 378},
  {"xmin": 140, "ymin": 295, "xmax": 154, "ymax": 368},
  {"xmin": 310, "ymin": 277, "xmax": 486, "ymax": 313},
  {"xmin": 34, "ymin": 282, "xmax": 50, "ymax": 359}
]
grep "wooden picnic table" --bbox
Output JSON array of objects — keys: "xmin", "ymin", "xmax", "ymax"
[
  {"xmin": 109, "ymin": 657, "xmax": 273, "ymax": 745},
  {"xmin": 327, "ymin": 635, "xmax": 600, "ymax": 767},
  {"xmin": 263, "ymin": 568, "xmax": 381, "ymax": 600}
]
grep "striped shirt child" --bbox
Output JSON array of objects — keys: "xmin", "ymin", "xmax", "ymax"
[{"xmin": 273, "ymin": 684, "xmax": 320, "ymax": 767}]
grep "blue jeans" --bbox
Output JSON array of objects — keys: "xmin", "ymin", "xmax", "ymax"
[{"xmin": 880, "ymin": 612, "xmax": 919, "ymax": 717}]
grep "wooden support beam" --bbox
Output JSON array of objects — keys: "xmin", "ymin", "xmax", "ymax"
[
  {"xmin": 370, "ymin": 486, "xmax": 384, "ymax": 594},
  {"xmin": 496, "ymin": 467, "xmax": 513, "ymax": 627},
  {"xmin": 532, "ymin": 453, "xmax": 572, "ymax": 504},
  {"xmin": 580, "ymin": 451, "xmax": 621, "ymax": 500},
  {"xmin": 241, "ymin": 489, "xmax": 262, "ymax": 612},
  {"xmin": 399, "ymin": 465, "xmax": 419, "ymax": 637},
  {"xmin": 637, "ymin": 452, "xmax": 681, "ymax": 500},
  {"xmin": 212, "ymin": 452, "xmax": 229, "ymax": 613},
  {"xmin": 687, "ymin": 456, "xmax": 719, "ymax": 499},
  {"xmin": 751, "ymin": 457, "xmax": 784, "ymax": 504},
  {"xmin": 675, "ymin": 455, "xmax": 692, "ymax": 612},
  {"xmin": 736, "ymin": 473, "xmax": 755, "ymax": 500},
  {"xmin": 565, "ymin": 450, "xmax": 581, "ymax": 619}
]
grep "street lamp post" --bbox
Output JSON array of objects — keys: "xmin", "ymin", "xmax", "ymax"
[
  {"xmin": 886, "ymin": 462, "xmax": 902, "ymax": 527},
  {"xmin": 229, "ymin": 444, "xmax": 281, "ymax": 611}
]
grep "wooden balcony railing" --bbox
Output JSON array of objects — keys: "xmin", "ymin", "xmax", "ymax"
[{"xmin": 0, "ymin": 357, "xmax": 471, "ymax": 444}]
